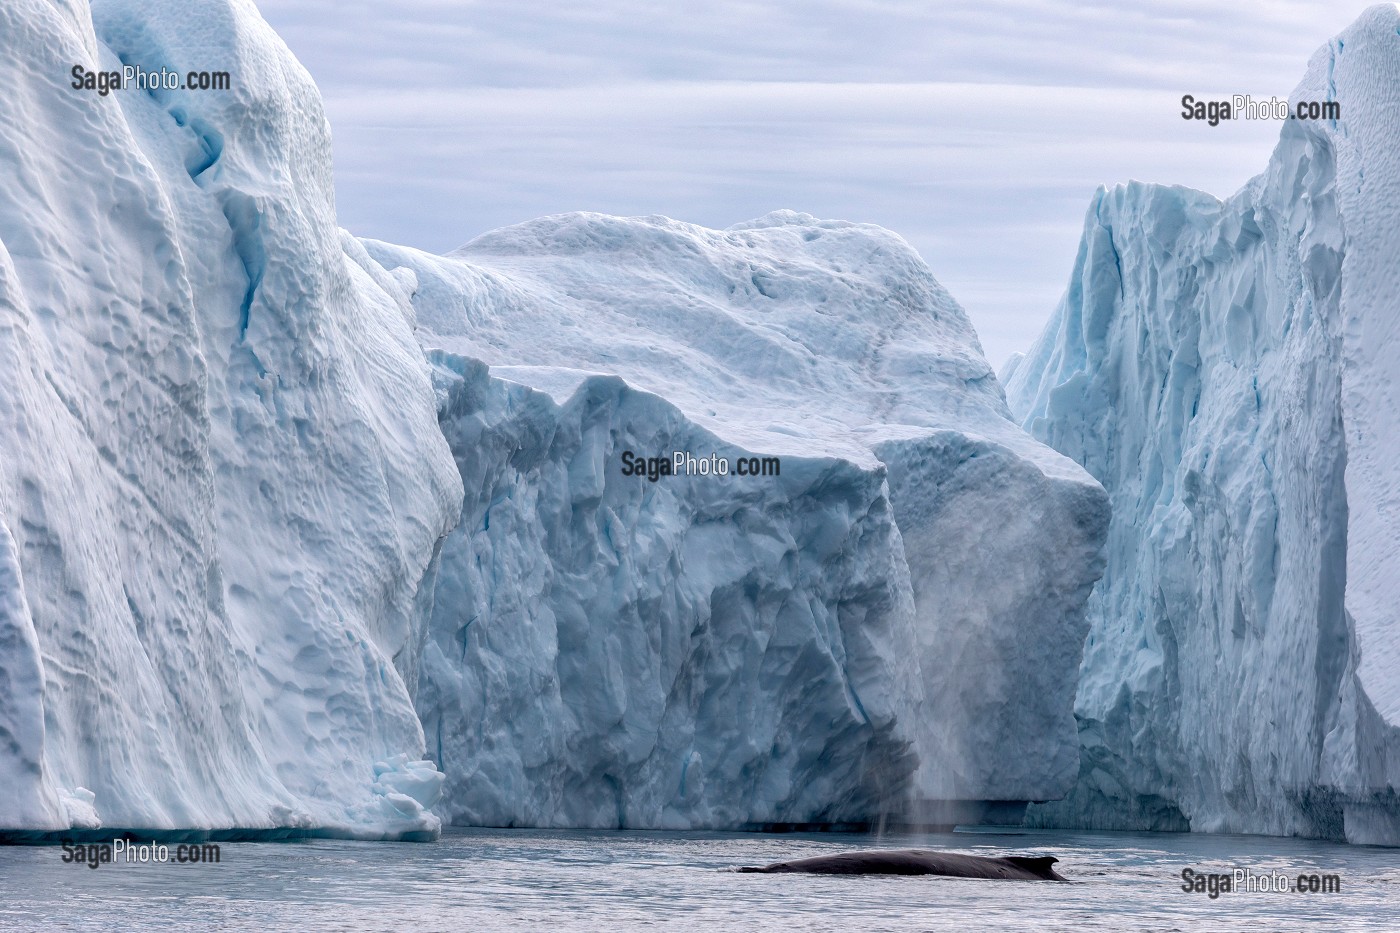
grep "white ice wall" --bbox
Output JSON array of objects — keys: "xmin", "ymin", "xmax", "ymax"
[
  {"xmin": 1006, "ymin": 4, "xmax": 1400, "ymax": 845},
  {"xmin": 0, "ymin": 0, "xmax": 460, "ymax": 838}
]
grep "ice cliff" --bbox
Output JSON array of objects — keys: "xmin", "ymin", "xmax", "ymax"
[
  {"xmin": 0, "ymin": 0, "xmax": 461, "ymax": 838},
  {"xmin": 0, "ymin": 0, "xmax": 1110, "ymax": 835},
  {"xmin": 367, "ymin": 215, "xmax": 1108, "ymax": 827},
  {"xmin": 1005, "ymin": 4, "xmax": 1400, "ymax": 845}
]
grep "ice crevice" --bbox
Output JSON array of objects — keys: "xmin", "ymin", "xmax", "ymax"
[{"xmin": 220, "ymin": 191, "xmax": 265, "ymax": 344}]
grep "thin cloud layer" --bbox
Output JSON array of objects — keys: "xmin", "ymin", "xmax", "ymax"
[{"xmin": 258, "ymin": 0, "xmax": 1356, "ymax": 364}]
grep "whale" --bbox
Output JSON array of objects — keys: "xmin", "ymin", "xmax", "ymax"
[{"xmin": 736, "ymin": 849, "xmax": 1068, "ymax": 881}]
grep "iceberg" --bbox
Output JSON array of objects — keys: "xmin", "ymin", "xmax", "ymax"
[
  {"xmin": 368, "ymin": 213, "xmax": 1109, "ymax": 826},
  {"xmin": 0, "ymin": 0, "xmax": 1108, "ymax": 835},
  {"xmin": 1005, "ymin": 5, "xmax": 1400, "ymax": 845},
  {"xmin": 0, "ymin": 0, "xmax": 461, "ymax": 838}
]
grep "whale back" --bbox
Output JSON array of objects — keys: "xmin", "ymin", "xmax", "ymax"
[{"xmin": 736, "ymin": 849, "xmax": 1067, "ymax": 880}]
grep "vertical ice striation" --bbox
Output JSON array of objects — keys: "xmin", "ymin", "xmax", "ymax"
[
  {"xmin": 1006, "ymin": 5, "xmax": 1400, "ymax": 844},
  {"xmin": 416, "ymin": 355, "xmax": 924, "ymax": 828},
  {"xmin": 367, "ymin": 213, "xmax": 1109, "ymax": 827}
]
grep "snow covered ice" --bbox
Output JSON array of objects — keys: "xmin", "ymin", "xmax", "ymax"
[
  {"xmin": 1005, "ymin": 4, "xmax": 1400, "ymax": 846},
  {"xmin": 0, "ymin": 0, "xmax": 1107, "ymax": 835}
]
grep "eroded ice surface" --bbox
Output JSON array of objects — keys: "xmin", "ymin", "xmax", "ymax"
[{"xmin": 0, "ymin": 0, "xmax": 460, "ymax": 838}]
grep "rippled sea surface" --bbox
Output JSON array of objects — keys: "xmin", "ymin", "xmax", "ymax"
[{"xmin": 2, "ymin": 826, "xmax": 1397, "ymax": 931}]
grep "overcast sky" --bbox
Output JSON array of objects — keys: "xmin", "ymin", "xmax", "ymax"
[{"xmin": 257, "ymin": 1, "xmax": 1361, "ymax": 367}]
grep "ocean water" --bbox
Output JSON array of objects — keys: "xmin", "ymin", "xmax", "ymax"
[{"xmin": 1, "ymin": 826, "xmax": 1395, "ymax": 931}]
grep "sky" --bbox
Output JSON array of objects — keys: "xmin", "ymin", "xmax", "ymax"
[{"xmin": 257, "ymin": 1, "xmax": 1361, "ymax": 368}]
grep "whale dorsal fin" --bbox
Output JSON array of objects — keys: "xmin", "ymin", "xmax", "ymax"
[{"xmin": 1005, "ymin": 856, "xmax": 1059, "ymax": 876}]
